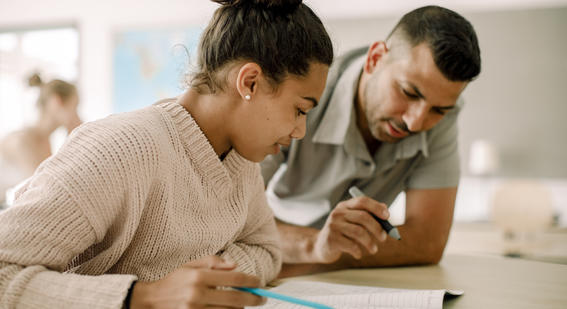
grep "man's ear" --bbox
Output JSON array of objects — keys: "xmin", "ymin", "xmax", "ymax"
[
  {"xmin": 235, "ymin": 62, "xmax": 262, "ymax": 101},
  {"xmin": 364, "ymin": 41, "xmax": 388, "ymax": 74}
]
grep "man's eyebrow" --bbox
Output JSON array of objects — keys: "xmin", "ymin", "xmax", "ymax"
[
  {"xmin": 406, "ymin": 81, "xmax": 455, "ymax": 110},
  {"xmin": 302, "ymin": 96, "xmax": 318, "ymax": 108}
]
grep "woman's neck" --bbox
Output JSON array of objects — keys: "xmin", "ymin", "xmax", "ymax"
[{"xmin": 178, "ymin": 89, "xmax": 234, "ymax": 158}]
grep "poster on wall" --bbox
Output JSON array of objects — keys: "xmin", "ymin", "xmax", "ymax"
[{"xmin": 112, "ymin": 27, "xmax": 202, "ymax": 113}]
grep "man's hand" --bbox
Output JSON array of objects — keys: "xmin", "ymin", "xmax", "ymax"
[
  {"xmin": 130, "ymin": 255, "xmax": 266, "ymax": 309},
  {"xmin": 276, "ymin": 188, "xmax": 457, "ymax": 277},
  {"xmin": 313, "ymin": 196, "xmax": 390, "ymax": 263}
]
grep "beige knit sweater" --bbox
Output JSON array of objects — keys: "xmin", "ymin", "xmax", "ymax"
[{"xmin": 0, "ymin": 99, "xmax": 282, "ymax": 308}]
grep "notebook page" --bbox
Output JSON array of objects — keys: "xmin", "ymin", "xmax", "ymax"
[{"xmin": 251, "ymin": 281, "xmax": 461, "ymax": 309}]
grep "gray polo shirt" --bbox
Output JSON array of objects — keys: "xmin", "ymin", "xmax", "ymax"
[{"xmin": 261, "ymin": 48, "xmax": 461, "ymax": 228}]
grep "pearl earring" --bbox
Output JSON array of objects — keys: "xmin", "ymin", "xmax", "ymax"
[{"xmin": 245, "ymin": 94, "xmax": 251, "ymax": 100}]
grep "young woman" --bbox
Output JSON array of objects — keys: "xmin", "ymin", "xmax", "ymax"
[
  {"xmin": 0, "ymin": 74, "xmax": 81, "ymax": 202},
  {"xmin": 0, "ymin": 0, "xmax": 333, "ymax": 308}
]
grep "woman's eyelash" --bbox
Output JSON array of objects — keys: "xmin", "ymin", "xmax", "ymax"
[{"xmin": 432, "ymin": 108, "xmax": 446, "ymax": 115}]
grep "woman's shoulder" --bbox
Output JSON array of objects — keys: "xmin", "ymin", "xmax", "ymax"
[
  {"xmin": 60, "ymin": 107, "xmax": 174, "ymax": 168},
  {"xmin": 76, "ymin": 106, "xmax": 170, "ymax": 142},
  {"xmin": 96, "ymin": 105, "xmax": 167, "ymax": 128}
]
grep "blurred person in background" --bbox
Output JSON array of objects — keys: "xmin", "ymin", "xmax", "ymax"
[{"xmin": 0, "ymin": 73, "xmax": 82, "ymax": 204}]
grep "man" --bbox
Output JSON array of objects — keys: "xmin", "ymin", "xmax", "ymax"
[{"xmin": 261, "ymin": 6, "xmax": 481, "ymax": 276}]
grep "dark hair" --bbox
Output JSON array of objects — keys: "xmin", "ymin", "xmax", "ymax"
[
  {"xmin": 192, "ymin": 0, "xmax": 333, "ymax": 93},
  {"xmin": 387, "ymin": 5, "xmax": 481, "ymax": 82},
  {"xmin": 28, "ymin": 73, "xmax": 77, "ymax": 109}
]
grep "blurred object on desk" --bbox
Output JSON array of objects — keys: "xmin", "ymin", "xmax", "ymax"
[
  {"xmin": 446, "ymin": 222, "xmax": 567, "ymax": 265},
  {"xmin": 491, "ymin": 180, "xmax": 554, "ymax": 258}
]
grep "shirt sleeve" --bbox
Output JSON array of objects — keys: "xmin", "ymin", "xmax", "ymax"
[
  {"xmin": 0, "ymin": 118, "xmax": 159, "ymax": 308},
  {"xmin": 405, "ymin": 103, "xmax": 461, "ymax": 190},
  {"xmin": 219, "ymin": 165, "xmax": 282, "ymax": 286}
]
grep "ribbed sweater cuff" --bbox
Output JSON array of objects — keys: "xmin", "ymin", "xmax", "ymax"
[
  {"xmin": 220, "ymin": 244, "xmax": 278, "ymax": 286},
  {"xmin": 17, "ymin": 270, "xmax": 137, "ymax": 309}
]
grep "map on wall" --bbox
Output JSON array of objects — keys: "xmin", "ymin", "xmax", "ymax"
[{"xmin": 112, "ymin": 27, "xmax": 202, "ymax": 113}]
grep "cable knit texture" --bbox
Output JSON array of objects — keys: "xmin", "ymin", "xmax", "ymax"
[{"xmin": 0, "ymin": 99, "xmax": 282, "ymax": 308}]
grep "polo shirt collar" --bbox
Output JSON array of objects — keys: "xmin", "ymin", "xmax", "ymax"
[
  {"xmin": 312, "ymin": 55, "xmax": 365, "ymax": 145},
  {"xmin": 376, "ymin": 132, "xmax": 429, "ymax": 172}
]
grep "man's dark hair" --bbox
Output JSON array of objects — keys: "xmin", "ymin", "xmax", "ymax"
[
  {"xmin": 387, "ymin": 5, "xmax": 481, "ymax": 81},
  {"xmin": 192, "ymin": 0, "xmax": 334, "ymax": 93}
]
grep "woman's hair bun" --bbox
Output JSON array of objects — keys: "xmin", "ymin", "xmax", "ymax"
[
  {"xmin": 211, "ymin": 0, "xmax": 302, "ymax": 13},
  {"xmin": 28, "ymin": 73, "xmax": 43, "ymax": 87}
]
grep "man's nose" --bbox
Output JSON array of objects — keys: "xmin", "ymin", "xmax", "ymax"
[{"xmin": 402, "ymin": 101, "xmax": 428, "ymax": 132}]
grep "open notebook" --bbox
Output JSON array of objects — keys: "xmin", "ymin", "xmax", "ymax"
[{"xmin": 251, "ymin": 281, "xmax": 463, "ymax": 309}]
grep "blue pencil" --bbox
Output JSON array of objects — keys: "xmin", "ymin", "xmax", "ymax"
[{"xmin": 235, "ymin": 287, "xmax": 334, "ymax": 309}]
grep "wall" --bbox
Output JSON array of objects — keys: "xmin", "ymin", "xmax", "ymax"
[
  {"xmin": 0, "ymin": 0, "xmax": 218, "ymax": 122},
  {"xmin": 1, "ymin": 0, "xmax": 566, "ymax": 178},
  {"xmin": 325, "ymin": 7, "xmax": 567, "ymax": 178},
  {"xmin": 461, "ymin": 8, "xmax": 567, "ymax": 178}
]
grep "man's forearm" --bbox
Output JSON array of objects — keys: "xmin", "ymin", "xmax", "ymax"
[
  {"xmin": 275, "ymin": 219, "xmax": 337, "ymax": 278},
  {"xmin": 276, "ymin": 219, "xmax": 319, "ymax": 263},
  {"xmin": 276, "ymin": 219, "xmax": 450, "ymax": 278},
  {"xmin": 340, "ymin": 222, "xmax": 449, "ymax": 268}
]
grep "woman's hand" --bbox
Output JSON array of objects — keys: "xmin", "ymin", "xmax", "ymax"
[{"xmin": 130, "ymin": 255, "xmax": 266, "ymax": 309}]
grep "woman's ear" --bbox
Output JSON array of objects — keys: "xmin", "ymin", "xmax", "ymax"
[
  {"xmin": 364, "ymin": 41, "xmax": 388, "ymax": 74},
  {"xmin": 235, "ymin": 63, "xmax": 262, "ymax": 101}
]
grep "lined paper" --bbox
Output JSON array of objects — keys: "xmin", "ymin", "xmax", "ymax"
[{"xmin": 251, "ymin": 281, "xmax": 463, "ymax": 309}]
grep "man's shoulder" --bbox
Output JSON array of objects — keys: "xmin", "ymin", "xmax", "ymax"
[
  {"xmin": 326, "ymin": 47, "xmax": 368, "ymax": 90},
  {"xmin": 308, "ymin": 47, "xmax": 369, "ymax": 128},
  {"xmin": 334, "ymin": 47, "xmax": 369, "ymax": 69}
]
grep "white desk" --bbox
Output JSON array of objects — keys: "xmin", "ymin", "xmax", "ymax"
[{"xmin": 279, "ymin": 254, "xmax": 567, "ymax": 308}]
